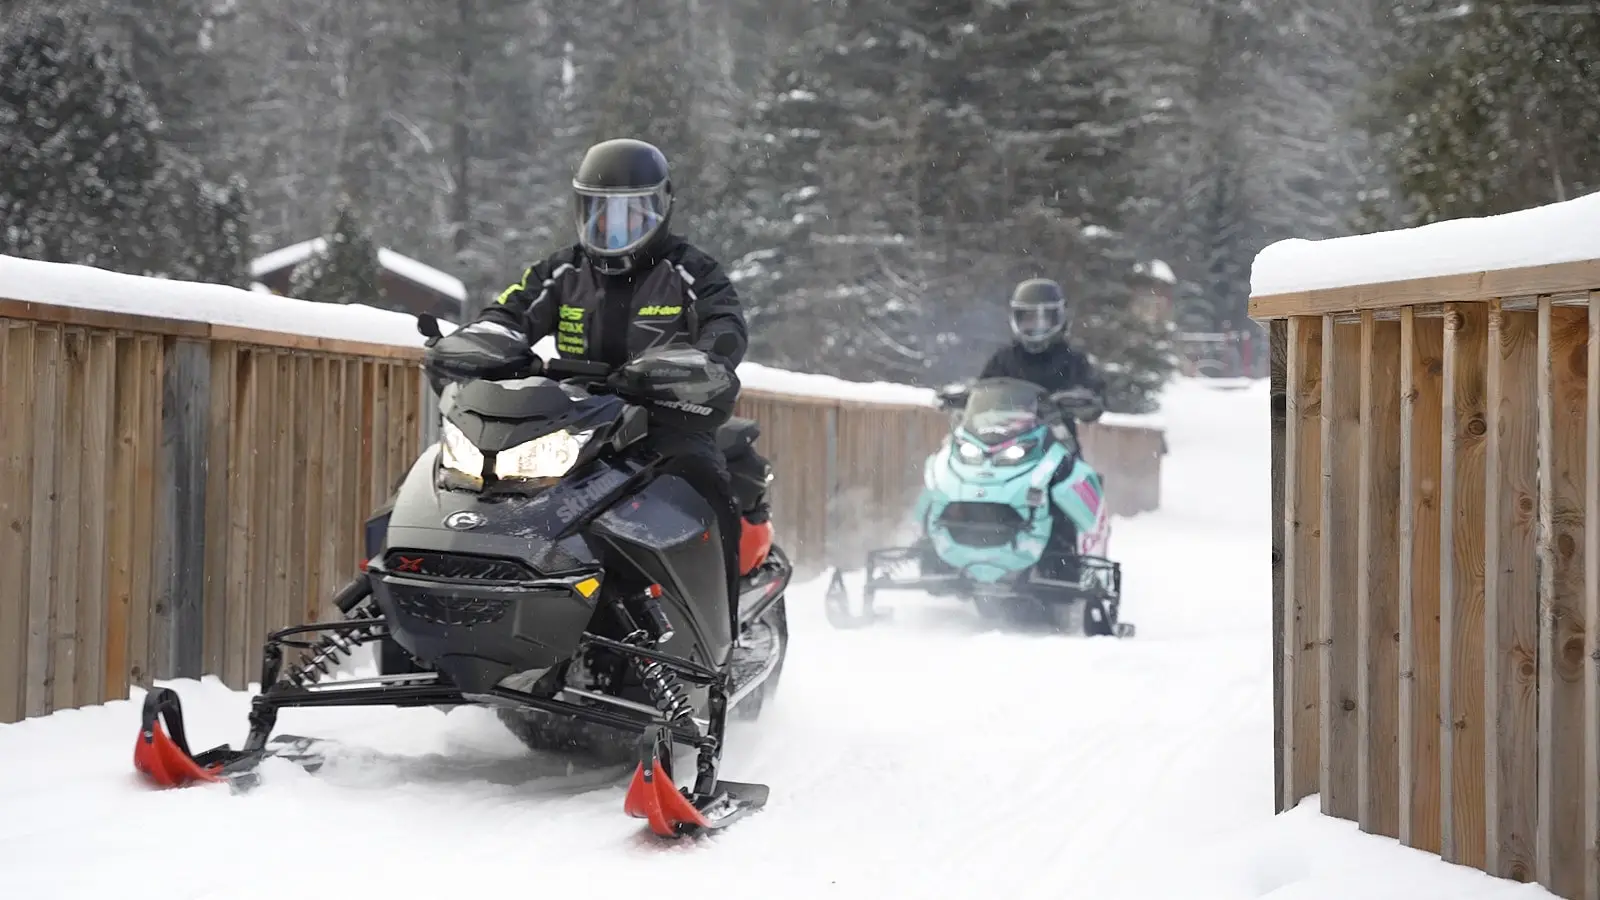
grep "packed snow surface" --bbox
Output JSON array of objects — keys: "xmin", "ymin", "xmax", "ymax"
[
  {"xmin": 0, "ymin": 377, "xmax": 1549, "ymax": 899},
  {"xmin": 1251, "ymin": 188, "xmax": 1600, "ymax": 296}
]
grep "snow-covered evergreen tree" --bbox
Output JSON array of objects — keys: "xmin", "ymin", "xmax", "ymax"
[
  {"xmin": 288, "ymin": 200, "xmax": 383, "ymax": 306},
  {"xmin": 0, "ymin": 8, "xmax": 166, "ymax": 273}
]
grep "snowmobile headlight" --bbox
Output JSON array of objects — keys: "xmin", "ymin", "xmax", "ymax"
[
  {"xmin": 494, "ymin": 429, "xmax": 595, "ymax": 482},
  {"xmin": 997, "ymin": 443, "xmax": 1029, "ymax": 462},
  {"xmin": 955, "ymin": 440, "xmax": 985, "ymax": 463},
  {"xmin": 440, "ymin": 421, "xmax": 487, "ymax": 484}
]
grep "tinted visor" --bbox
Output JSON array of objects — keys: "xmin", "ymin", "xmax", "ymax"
[
  {"xmin": 576, "ymin": 186, "xmax": 668, "ymax": 255},
  {"xmin": 1011, "ymin": 303, "xmax": 1065, "ymax": 341}
]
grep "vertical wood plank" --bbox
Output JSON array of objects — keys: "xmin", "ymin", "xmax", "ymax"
[
  {"xmin": 49, "ymin": 329, "xmax": 86, "ymax": 711},
  {"xmin": 202, "ymin": 345, "xmax": 236, "ymax": 678},
  {"xmin": 1585, "ymin": 292, "xmax": 1600, "ymax": 900},
  {"xmin": 1321, "ymin": 316, "xmax": 1361, "ymax": 820},
  {"xmin": 288, "ymin": 356, "xmax": 311, "ymax": 627},
  {"xmin": 1358, "ymin": 313, "xmax": 1402, "ymax": 838},
  {"xmin": 1483, "ymin": 302, "xmax": 1538, "ymax": 883},
  {"xmin": 268, "ymin": 353, "xmax": 293, "ymax": 638},
  {"xmin": 156, "ymin": 338, "xmax": 210, "ymax": 679},
  {"xmin": 1440, "ymin": 302, "xmax": 1488, "ymax": 870},
  {"xmin": 104, "ymin": 336, "xmax": 138, "ymax": 702},
  {"xmin": 26, "ymin": 326, "xmax": 61, "ymax": 717},
  {"xmin": 1400, "ymin": 309, "xmax": 1445, "ymax": 854},
  {"xmin": 303, "ymin": 357, "xmax": 328, "ymax": 624},
  {"xmin": 344, "ymin": 361, "xmax": 365, "ymax": 571},
  {"xmin": 0, "ymin": 323, "xmax": 36, "ymax": 723},
  {"xmin": 128, "ymin": 336, "xmax": 162, "ymax": 689},
  {"xmin": 224, "ymin": 349, "xmax": 257, "ymax": 689},
  {"xmin": 1284, "ymin": 315, "xmax": 1323, "ymax": 810},
  {"xmin": 1536, "ymin": 300, "xmax": 1588, "ymax": 898},
  {"xmin": 1271, "ymin": 318, "xmax": 1288, "ymax": 813},
  {"xmin": 247, "ymin": 351, "xmax": 277, "ymax": 680},
  {"xmin": 75, "ymin": 332, "xmax": 114, "ymax": 707}
]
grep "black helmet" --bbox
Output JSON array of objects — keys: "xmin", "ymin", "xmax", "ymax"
[
  {"xmin": 572, "ymin": 138, "xmax": 674, "ymax": 275},
  {"xmin": 1009, "ymin": 278, "xmax": 1069, "ymax": 352}
]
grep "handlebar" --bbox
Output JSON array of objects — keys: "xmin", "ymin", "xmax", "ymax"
[{"xmin": 542, "ymin": 357, "xmax": 612, "ymax": 379}]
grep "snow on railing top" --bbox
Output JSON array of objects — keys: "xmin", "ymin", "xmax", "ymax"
[
  {"xmin": 0, "ymin": 254, "xmax": 1164, "ymax": 427},
  {"xmin": 1250, "ymin": 188, "xmax": 1600, "ymax": 297},
  {"xmin": 1, "ymin": 254, "xmax": 434, "ymax": 348}
]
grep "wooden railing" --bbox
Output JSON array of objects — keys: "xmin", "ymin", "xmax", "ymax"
[
  {"xmin": 0, "ymin": 282, "xmax": 1165, "ymax": 727},
  {"xmin": 1252, "ymin": 260, "xmax": 1599, "ymax": 900}
]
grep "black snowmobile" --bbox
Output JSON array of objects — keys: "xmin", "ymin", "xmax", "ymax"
[{"xmin": 133, "ymin": 314, "xmax": 792, "ymax": 839}]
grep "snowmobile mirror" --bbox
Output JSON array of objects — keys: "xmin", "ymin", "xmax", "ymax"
[{"xmin": 416, "ymin": 313, "xmax": 442, "ymax": 340}]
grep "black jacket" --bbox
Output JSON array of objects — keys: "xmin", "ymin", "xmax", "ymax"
[
  {"xmin": 978, "ymin": 339, "xmax": 1106, "ymax": 400},
  {"xmin": 479, "ymin": 235, "xmax": 748, "ymax": 373}
]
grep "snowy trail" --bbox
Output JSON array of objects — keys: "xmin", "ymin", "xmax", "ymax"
[{"xmin": 0, "ymin": 380, "xmax": 1553, "ymax": 899}]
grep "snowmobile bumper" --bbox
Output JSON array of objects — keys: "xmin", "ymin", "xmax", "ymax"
[
  {"xmin": 130, "ymin": 575, "xmax": 770, "ymax": 838},
  {"xmin": 825, "ymin": 546, "xmax": 1132, "ymax": 636}
]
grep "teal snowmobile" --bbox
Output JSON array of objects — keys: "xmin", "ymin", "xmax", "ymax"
[{"xmin": 824, "ymin": 377, "xmax": 1133, "ymax": 636}]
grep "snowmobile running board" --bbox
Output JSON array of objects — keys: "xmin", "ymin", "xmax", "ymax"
[{"xmin": 133, "ymin": 607, "xmax": 769, "ymax": 839}]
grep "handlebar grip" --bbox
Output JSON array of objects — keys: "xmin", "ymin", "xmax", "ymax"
[{"xmin": 544, "ymin": 358, "xmax": 612, "ymax": 379}]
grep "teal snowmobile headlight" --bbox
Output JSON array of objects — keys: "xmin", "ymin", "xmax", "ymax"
[
  {"xmin": 955, "ymin": 439, "xmax": 985, "ymax": 463},
  {"xmin": 439, "ymin": 421, "xmax": 595, "ymax": 486}
]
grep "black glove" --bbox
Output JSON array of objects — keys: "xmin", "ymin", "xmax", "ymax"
[
  {"xmin": 1049, "ymin": 387, "xmax": 1104, "ymax": 422},
  {"xmin": 422, "ymin": 321, "xmax": 536, "ymax": 385},
  {"xmin": 606, "ymin": 347, "xmax": 738, "ymax": 430}
]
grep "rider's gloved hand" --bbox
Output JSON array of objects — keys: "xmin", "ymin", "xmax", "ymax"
[
  {"xmin": 423, "ymin": 321, "xmax": 537, "ymax": 383},
  {"xmin": 1050, "ymin": 387, "xmax": 1104, "ymax": 422}
]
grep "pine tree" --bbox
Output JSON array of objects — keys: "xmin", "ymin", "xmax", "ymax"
[
  {"xmin": 1368, "ymin": 0, "xmax": 1600, "ymax": 227},
  {"xmin": 0, "ymin": 7, "xmax": 166, "ymax": 273},
  {"xmin": 288, "ymin": 200, "xmax": 383, "ymax": 307}
]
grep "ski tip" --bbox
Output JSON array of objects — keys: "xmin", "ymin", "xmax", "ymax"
[
  {"xmin": 134, "ymin": 720, "xmax": 222, "ymax": 788},
  {"xmin": 624, "ymin": 753, "xmax": 709, "ymax": 838}
]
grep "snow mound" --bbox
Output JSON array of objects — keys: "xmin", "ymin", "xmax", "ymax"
[
  {"xmin": 1251, "ymin": 189, "xmax": 1600, "ymax": 296},
  {"xmin": 0, "ymin": 254, "xmax": 434, "ymax": 348}
]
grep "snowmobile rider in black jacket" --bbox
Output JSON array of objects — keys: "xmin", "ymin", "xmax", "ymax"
[
  {"xmin": 978, "ymin": 277, "xmax": 1107, "ymax": 440},
  {"xmin": 421, "ymin": 137, "xmax": 749, "ymax": 633}
]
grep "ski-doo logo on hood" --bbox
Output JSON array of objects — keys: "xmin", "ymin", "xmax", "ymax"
[{"xmin": 552, "ymin": 470, "xmax": 630, "ymax": 522}]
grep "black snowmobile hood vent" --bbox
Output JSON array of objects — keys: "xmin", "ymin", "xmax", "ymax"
[
  {"xmin": 382, "ymin": 550, "xmax": 538, "ymax": 583},
  {"xmin": 938, "ymin": 501, "xmax": 1025, "ymax": 548}
]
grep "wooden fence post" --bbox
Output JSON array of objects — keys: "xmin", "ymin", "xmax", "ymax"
[
  {"xmin": 1357, "ymin": 311, "xmax": 1401, "ymax": 838},
  {"xmin": 1321, "ymin": 316, "xmax": 1361, "ymax": 820},
  {"xmin": 1483, "ymin": 300, "xmax": 1537, "ymax": 883},
  {"xmin": 1399, "ymin": 308, "xmax": 1444, "ymax": 854},
  {"xmin": 1535, "ymin": 298, "xmax": 1589, "ymax": 898},
  {"xmin": 1440, "ymin": 302, "xmax": 1488, "ymax": 870},
  {"xmin": 1283, "ymin": 315, "xmax": 1323, "ymax": 811},
  {"xmin": 1271, "ymin": 318, "xmax": 1287, "ymax": 813},
  {"xmin": 155, "ymin": 338, "xmax": 210, "ymax": 680}
]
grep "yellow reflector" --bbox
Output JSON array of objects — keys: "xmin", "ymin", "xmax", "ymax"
[{"xmin": 574, "ymin": 577, "xmax": 600, "ymax": 598}]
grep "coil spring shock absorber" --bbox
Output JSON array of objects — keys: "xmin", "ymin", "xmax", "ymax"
[
  {"xmin": 285, "ymin": 584, "xmax": 384, "ymax": 688},
  {"xmin": 624, "ymin": 584, "xmax": 695, "ymax": 723}
]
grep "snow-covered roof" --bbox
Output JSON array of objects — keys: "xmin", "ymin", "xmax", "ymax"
[
  {"xmin": 250, "ymin": 238, "xmax": 467, "ymax": 303},
  {"xmin": 1, "ymin": 254, "xmax": 439, "ymax": 348},
  {"xmin": 1251, "ymin": 189, "xmax": 1600, "ymax": 297},
  {"xmin": 1135, "ymin": 259, "xmax": 1175, "ymax": 285}
]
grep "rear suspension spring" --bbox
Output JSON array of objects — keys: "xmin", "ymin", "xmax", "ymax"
[{"xmin": 286, "ymin": 598, "xmax": 383, "ymax": 688}]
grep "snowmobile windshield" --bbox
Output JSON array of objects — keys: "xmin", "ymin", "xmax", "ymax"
[
  {"xmin": 959, "ymin": 378, "xmax": 1047, "ymax": 445},
  {"xmin": 576, "ymin": 185, "xmax": 668, "ymax": 255}
]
